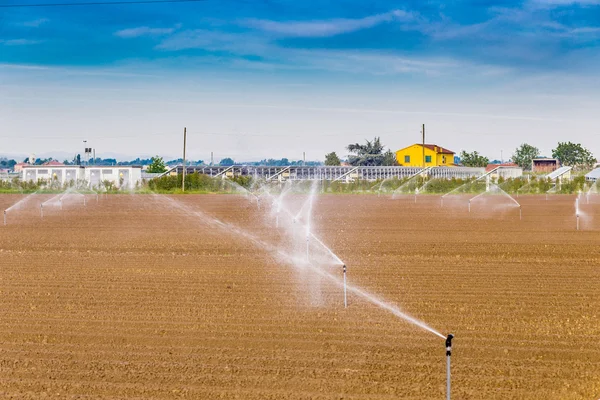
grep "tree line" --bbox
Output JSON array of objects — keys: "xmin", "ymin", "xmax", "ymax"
[{"xmin": 323, "ymin": 138, "xmax": 596, "ymax": 170}]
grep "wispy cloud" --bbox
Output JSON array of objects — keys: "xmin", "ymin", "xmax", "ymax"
[
  {"xmin": 528, "ymin": 0, "xmax": 600, "ymax": 7},
  {"xmin": 0, "ymin": 39, "xmax": 42, "ymax": 46},
  {"xmin": 21, "ymin": 18, "xmax": 49, "ymax": 28},
  {"xmin": 115, "ymin": 25, "xmax": 179, "ymax": 38},
  {"xmin": 156, "ymin": 29, "xmax": 270, "ymax": 54},
  {"xmin": 155, "ymin": 28, "xmax": 508, "ymax": 77},
  {"xmin": 241, "ymin": 10, "xmax": 416, "ymax": 38}
]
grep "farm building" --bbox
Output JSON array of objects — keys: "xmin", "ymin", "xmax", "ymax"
[
  {"xmin": 86, "ymin": 166, "xmax": 142, "ymax": 190},
  {"xmin": 22, "ymin": 165, "xmax": 85, "ymax": 185},
  {"xmin": 22, "ymin": 165, "xmax": 142, "ymax": 189},
  {"xmin": 395, "ymin": 144, "xmax": 455, "ymax": 167},
  {"xmin": 533, "ymin": 158, "xmax": 559, "ymax": 173}
]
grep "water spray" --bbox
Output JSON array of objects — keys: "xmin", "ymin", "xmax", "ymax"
[
  {"xmin": 446, "ymin": 334, "xmax": 454, "ymax": 400},
  {"xmin": 343, "ymin": 264, "xmax": 347, "ymax": 308}
]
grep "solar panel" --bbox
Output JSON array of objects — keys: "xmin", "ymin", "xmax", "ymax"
[
  {"xmin": 547, "ymin": 166, "xmax": 572, "ymax": 180},
  {"xmin": 585, "ymin": 168, "xmax": 600, "ymax": 181}
]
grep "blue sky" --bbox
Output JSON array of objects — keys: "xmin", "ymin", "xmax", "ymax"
[{"xmin": 2, "ymin": 0, "xmax": 600, "ymax": 161}]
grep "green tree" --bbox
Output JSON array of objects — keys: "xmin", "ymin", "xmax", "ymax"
[
  {"xmin": 219, "ymin": 158, "xmax": 235, "ymax": 166},
  {"xmin": 347, "ymin": 137, "xmax": 386, "ymax": 166},
  {"xmin": 552, "ymin": 142, "xmax": 596, "ymax": 169},
  {"xmin": 512, "ymin": 143, "xmax": 540, "ymax": 170},
  {"xmin": 459, "ymin": 150, "xmax": 489, "ymax": 167},
  {"xmin": 382, "ymin": 149, "xmax": 399, "ymax": 166},
  {"xmin": 324, "ymin": 152, "xmax": 341, "ymax": 166},
  {"xmin": 147, "ymin": 156, "xmax": 168, "ymax": 173}
]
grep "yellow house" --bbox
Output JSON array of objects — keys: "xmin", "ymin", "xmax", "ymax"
[{"xmin": 395, "ymin": 144, "xmax": 455, "ymax": 167}]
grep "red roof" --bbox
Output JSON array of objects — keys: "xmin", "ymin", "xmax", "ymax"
[
  {"xmin": 43, "ymin": 160, "xmax": 64, "ymax": 166},
  {"xmin": 485, "ymin": 162, "xmax": 518, "ymax": 172},
  {"xmin": 421, "ymin": 144, "xmax": 455, "ymax": 154}
]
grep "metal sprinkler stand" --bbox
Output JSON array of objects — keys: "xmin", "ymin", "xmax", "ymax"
[
  {"xmin": 468, "ymin": 199, "xmax": 471, "ymax": 213},
  {"xmin": 446, "ymin": 334, "xmax": 454, "ymax": 400},
  {"xmin": 343, "ymin": 264, "xmax": 347, "ymax": 308},
  {"xmin": 576, "ymin": 198, "xmax": 580, "ymax": 231},
  {"xmin": 3, "ymin": 210, "xmax": 6, "ymax": 226},
  {"xmin": 306, "ymin": 234, "xmax": 310, "ymax": 261},
  {"xmin": 40, "ymin": 204, "xmax": 44, "ymax": 219},
  {"xmin": 519, "ymin": 205, "xmax": 522, "ymax": 221}
]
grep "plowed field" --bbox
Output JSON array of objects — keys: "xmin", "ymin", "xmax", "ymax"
[{"xmin": 0, "ymin": 193, "xmax": 599, "ymax": 399}]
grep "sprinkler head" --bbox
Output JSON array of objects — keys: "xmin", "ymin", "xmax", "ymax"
[
  {"xmin": 343, "ymin": 264, "xmax": 347, "ymax": 274},
  {"xmin": 446, "ymin": 334, "xmax": 454, "ymax": 356}
]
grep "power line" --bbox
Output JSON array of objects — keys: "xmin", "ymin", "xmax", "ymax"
[{"xmin": 0, "ymin": 0, "xmax": 208, "ymax": 8}]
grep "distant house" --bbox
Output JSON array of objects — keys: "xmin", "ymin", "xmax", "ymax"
[
  {"xmin": 532, "ymin": 158, "xmax": 559, "ymax": 173},
  {"xmin": 395, "ymin": 144, "xmax": 455, "ymax": 167},
  {"xmin": 13, "ymin": 162, "xmax": 28, "ymax": 173}
]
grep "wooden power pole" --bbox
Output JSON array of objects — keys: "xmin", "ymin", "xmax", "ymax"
[
  {"xmin": 182, "ymin": 127, "xmax": 187, "ymax": 192},
  {"xmin": 422, "ymin": 123, "xmax": 425, "ymax": 168}
]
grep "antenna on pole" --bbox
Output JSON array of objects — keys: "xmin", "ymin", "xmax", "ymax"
[
  {"xmin": 422, "ymin": 124, "xmax": 425, "ymax": 168},
  {"xmin": 182, "ymin": 127, "xmax": 187, "ymax": 192}
]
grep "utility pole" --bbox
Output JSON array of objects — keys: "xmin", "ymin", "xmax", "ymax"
[
  {"xmin": 182, "ymin": 127, "xmax": 187, "ymax": 192},
  {"xmin": 422, "ymin": 124, "xmax": 425, "ymax": 168},
  {"xmin": 211, "ymin": 151, "xmax": 214, "ymax": 166},
  {"xmin": 303, "ymin": 152, "xmax": 306, "ymax": 166}
]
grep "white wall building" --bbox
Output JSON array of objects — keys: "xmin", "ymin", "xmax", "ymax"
[
  {"xmin": 22, "ymin": 165, "xmax": 142, "ymax": 190},
  {"xmin": 86, "ymin": 166, "xmax": 142, "ymax": 190}
]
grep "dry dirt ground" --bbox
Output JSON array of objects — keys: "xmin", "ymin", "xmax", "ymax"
[{"xmin": 0, "ymin": 193, "xmax": 598, "ymax": 399}]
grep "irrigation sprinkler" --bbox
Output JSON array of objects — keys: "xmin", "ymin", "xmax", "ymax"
[
  {"xmin": 59, "ymin": 198, "xmax": 63, "ymax": 210},
  {"xmin": 3, "ymin": 210, "xmax": 6, "ymax": 226},
  {"xmin": 576, "ymin": 198, "xmax": 580, "ymax": 231},
  {"xmin": 96, "ymin": 193, "xmax": 99, "ymax": 203},
  {"xmin": 446, "ymin": 334, "xmax": 454, "ymax": 400},
  {"xmin": 40, "ymin": 204, "xmax": 44, "ymax": 219},
  {"xmin": 468, "ymin": 199, "xmax": 471, "ymax": 213},
  {"xmin": 343, "ymin": 264, "xmax": 347, "ymax": 308},
  {"xmin": 306, "ymin": 232, "xmax": 310, "ymax": 261},
  {"xmin": 83, "ymin": 196, "xmax": 87, "ymax": 207},
  {"xmin": 519, "ymin": 205, "xmax": 522, "ymax": 221}
]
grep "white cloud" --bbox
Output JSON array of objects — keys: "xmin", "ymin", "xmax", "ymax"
[
  {"xmin": 115, "ymin": 26, "xmax": 177, "ymax": 38},
  {"xmin": 241, "ymin": 10, "xmax": 416, "ymax": 38},
  {"xmin": 527, "ymin": 0, "xmax": 600, "ymax": 7},
  {"xmin": 156, "ymin": 29, "xmax": 271, "ymax": 54},
  {"xmin": 0, "ymin": 39, "xmax": 41, "ymax": 46},
  {"xmin": 155, "ymin": 28, "xmax": 508, "ymax": 77},
  {"xmin": 21, "ymin": 18, "xmax": 49, "ymax": 27}
]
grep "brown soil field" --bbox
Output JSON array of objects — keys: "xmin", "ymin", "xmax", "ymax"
[{"xmin": 0, "ymin": 192, "xmax": 599, "ymax": 399}]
